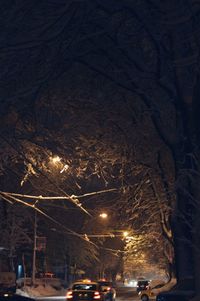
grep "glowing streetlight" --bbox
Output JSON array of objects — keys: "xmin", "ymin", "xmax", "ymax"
[
  {"xmin": 99, "ymin": 213, "xmax": 108, "ymax": 219},
  {"xmin": 51, "ymin": 156, "xmax": 61, "ymax": 164},
  {"xmin": 123, "ymin": 231, "xmax": 129, "ymax": 237}
]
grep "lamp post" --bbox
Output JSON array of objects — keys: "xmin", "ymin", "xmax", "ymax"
[
  {"xmin": 32, "ymin": 200, "xmax": 39, "ymax": 286},
  {"xmin": 32, "ymin": 209, "xmax": 37, "ymax": 286}
]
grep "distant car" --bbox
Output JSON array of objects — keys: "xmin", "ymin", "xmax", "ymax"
[
  {"xmin": 127, "ymin": 279, "xmax": 137, "ymax": 287},
  {"xmin": 97, "ymin": 280, "xmax": 116, "ymax": 301},
  {"xmin": 39, "ymin": 272, "xmax": 56, "ymax": 278},
  {"xmin": 136, "ymin": 280, "xmax": 150, "ymax": 293},
  {"xmin": 66, "ymin": 279, "xmax": 108, "ymax": 301},
  {"xmin": 138, "ymin": 283, "xmax": 165, "ymax": 301}
]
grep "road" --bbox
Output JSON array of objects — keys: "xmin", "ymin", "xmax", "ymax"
[
  {"xmin": 116, "ymin": 286, "xmax": 139, "ymax": 301},
  {"xmin": 36, "ymin": 286, "xmax": 139, "ymax": 301}
]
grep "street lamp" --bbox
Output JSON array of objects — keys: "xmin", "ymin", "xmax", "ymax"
[
  {"xmin": 123, "ymin": 231, "xmax": 129, "ymax": 238},
  {"xmin": 51, "ymin": 156, "xmax": 61, "ymax": 164},
  {"xmin": 49, "ymin": 155, "xmax": 70, "ymax": 174},
  {"xmin": 99, "ymin": 212, "xmax": 108, "ymax": 219}
]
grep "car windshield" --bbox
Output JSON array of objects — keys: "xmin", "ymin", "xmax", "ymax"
[
  {"xmin": 138, "ymin": 281, "xmax": 149, "ymax": 286},
  {"xmin": 72, "ymin": 284, "xmax": 97, "ymax": 291}
]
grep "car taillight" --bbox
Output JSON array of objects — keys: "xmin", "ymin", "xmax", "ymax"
[
  {"xmin": 94, "ymin": 291, "xmax": 101, "ymax": 299},
  {"xmin": 66, "ymin": 290, "xmax": 73, "ymax": 299}
]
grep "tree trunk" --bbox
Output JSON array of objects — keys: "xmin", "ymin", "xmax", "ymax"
[
  {"xmin": 190, "ymin": 166, "xmax": 200, "ymax": 300},
  {"xmin": 172, "ymin": 187, "xmax": 194, "ymax": 283},
  {"xmin": 170, "ymin": 100, "xmax": 196, "ymax": 285},
  {"xmin": 168, "ymin": 2, "xmax": 200, "ymax": 295},
  {"xmin": 168, "ymin": 261, "xmax": 176, "ymax": 282},
  {"xmin": 171, "ymin": 118, "xmax": 197, "ymax": 292}
]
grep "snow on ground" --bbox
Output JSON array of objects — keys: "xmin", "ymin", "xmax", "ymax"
[
  {"xmin": 17, "ymin": 285, "xmax": 67, "ymax": 298},
  {"xmin": 151, "ymin": 278, "xmax": 177, "ymax": 295}
]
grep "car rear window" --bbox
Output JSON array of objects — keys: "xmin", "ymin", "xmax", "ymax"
[
  {"xmin": 138, "ymin": 281, "xmax": 149, "ymax": 286},
  {"xmin": 72, "ymin": 284, "xmax": 97, "ymax": 291}
]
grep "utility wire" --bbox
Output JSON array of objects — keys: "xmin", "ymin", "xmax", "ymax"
[
  {"xmin": 0, "ymin": 134, "xmax": 90, "ymax": 216},
  {"xmin": 0, "ymin": 188, "xmax": 117, "ymax": 201},
  {"xmin": 0, "ymin": 192, "xmax": 96, "ymax": 246}
]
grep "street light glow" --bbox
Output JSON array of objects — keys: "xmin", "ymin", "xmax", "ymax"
[
  {"xmin": 51, "ymin": 156, "xmax": 61, "ymax": 164},
  {"xmin": 123, "ymin": 231, "xmax": 129, "ymax": 237},
  {"xmin": 99, "ymin": 213, "xmax": 108, "ymax": 219}
]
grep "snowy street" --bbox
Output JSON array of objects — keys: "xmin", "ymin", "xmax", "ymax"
[{"xmin": 36, "ymin": 287, "xmax": 139, "ymax": 301}]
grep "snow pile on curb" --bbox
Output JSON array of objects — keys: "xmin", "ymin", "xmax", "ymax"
[
  {"xmin": 17, "ymin": 285, "xmax": 67, "ymax": 297},
  {"xmin": 151, "ymin": 278, "xmax": 177, "ymax": 295}
]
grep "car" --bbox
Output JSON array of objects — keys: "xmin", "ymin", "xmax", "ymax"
[
  {"xmin": 66, "ymin": 279, "xmax": 108, "ymax": 301},
  {"xmin": 138, "ymin": 282, "xmax": 165, "ymax": 301},
  {"xmin": 137, "ymin": 280, "xmax": 150, "ymax": 293},
  {"xmin": 126, "ymin": 279, "xmax": 137, "ymax": 287},
  {"xmin": 0, "ymin": 271, "xmax": 16, "ymax": 297},
  {"xmin": 97, "ymin": 280, "xmax": 116, "ymax": 301}
]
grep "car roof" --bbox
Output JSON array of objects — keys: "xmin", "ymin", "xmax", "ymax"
[
  {"xmin": 137, "ymin": 280, "xmax": 149, "ymax": 285},
  {"xmin": 73, "ymin": 281, "xmax": 98, "ymax": 285}
]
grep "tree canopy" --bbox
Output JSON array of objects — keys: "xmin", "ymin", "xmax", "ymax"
[{"xmin": 1, "ymin": 1, "xmax": 200, "ymax": 298}]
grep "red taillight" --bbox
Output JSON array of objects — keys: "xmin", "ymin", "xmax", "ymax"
[
  {"xmin": 94, "ymin": 291, "xmax": 101, "ymax": 299},
  {"xmin": 66, "ymin": 290, "xmax": 73, "ymax": 299}
]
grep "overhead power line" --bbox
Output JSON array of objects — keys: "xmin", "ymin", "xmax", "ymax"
[
  {"xmin": 0, "ymin": 192, "xmax": 96, "ymax": 246},
  {"xmin": 0, "ymin": 134, "xmax": 90, "ymax": 216}
]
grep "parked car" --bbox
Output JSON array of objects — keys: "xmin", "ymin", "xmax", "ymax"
[
  {"xmin": 137, "ymin": 280, "xmax": 150, "ymax": 293},
  {"xmin": 66, "ymin": 279, "xmax": 110, "ymax": 301},
  {"xmin": 97, "ymin": 280, "xmax": 116, "ymax": 301},
  {"xmin": 138, "ymin": 282, "xmax": 165, "ymax": 301},
  {"xmin": 0, "ymin": 272, "xmax": 16, "ymax": 297}
]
